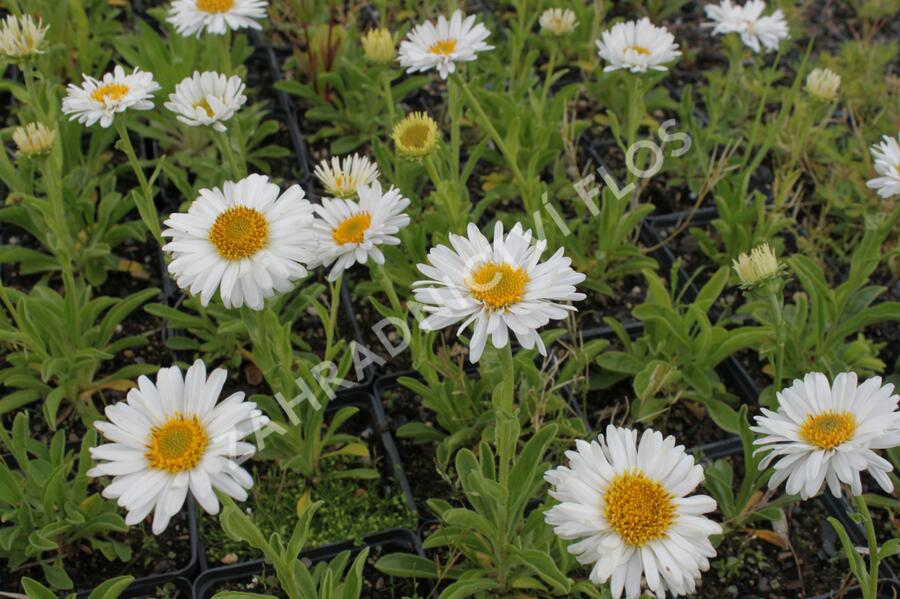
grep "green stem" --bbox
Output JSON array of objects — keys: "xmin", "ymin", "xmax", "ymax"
[
  {"xmin": 494, "ymin": 343, "xmax": 515, "ymax": 414},
  {"xmin": 41, "ymin": 155, "xmax": 73, "ymax": 277},
  {"xmin": 540, "ymin": 45, "xmax": 557, "ymax": 110},
  {"xmin": 453, "ymin": 74, "xmax": 526, "ymax": 188},
  {"xmin": 380, "ymin": 70, "xmax": 396, "ymax": 123},
  {"xmin": 22, "ymin": 64, "xmax": 48, "ymax": 123},
  {"xmin": 114, "ymin": 119, "xmax": 163, "ymax": 246},
  {"xmin": 448, "ymin": 73, "xmax": 461, "ymax": 183},
  {"xmin": 766, "ymin": 289, "xmax": 785, "ymax": 397},
  {"xmin": 218, "ymin": 130, "xmax": 244, "ymax": 180},
  {"xmin": 323, "ymin": 276, "xmax": 342, "ymax": 358},
  {"xmin": 372, "ymin": 263, "xmax": 404, "ymax": 315},
  {"xmin": 856, "ymin": 495, "xmax": 880, "ymax": 599},
  {"xmin": 219, "ymin": 30, "xmax": 233, "ymax": 74},
  {"xmin": 626, "ymin": 75, "xmax": 644, "ymax": 155},
  {"xmin": 422, "ymin": 155, "xmax": 442, "ymax": 189}
]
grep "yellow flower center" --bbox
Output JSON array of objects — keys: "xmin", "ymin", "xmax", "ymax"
[
  {"xmin": 800, "ymin": 411, "xmax": 856, "ymax": 450},
  {"xmin": 400, "ymin": 123, "xmax": 432, "ymax": 150},
  {"xmin": 193, "ymin": 98, "xmax": 215, "ymax": 117},
  {"xmin": 197, "ymin": 0, "xmax": 235, "ymax": 13},
  {"xmin": 429, "ymin": 39, "xmax": 458, "ymax": 56},
  {"xmin": 146, "ymin": 415, "xmax": 208, "ymax": 473},
  {"xmin": 467, "ymin": 262, "xmax": 529, "ymax": 311},
  {"xmin": 91, "ymin": 83, "xmax": 130, "ymax": 104},
  {"xmin": 208, "ymin": 205, "xmax": 269, "ymax": 261},
  {"xmin": 332, "ymin": 212, "xmax": 371, "ymax": 245},
  {"xmin": 604, "ymin": 470, "xmax": 676, "ymax": 547},
  {"xmin": 895, "ymin": 162, "xmax": 900, "ymax": 175},
  {"xmin": 331, "ymin": 174, "xmax": 356, "ymax": 195},
  {"xmin": 625, "ymin": 45, "xmax": 651, "ymax": 55}
]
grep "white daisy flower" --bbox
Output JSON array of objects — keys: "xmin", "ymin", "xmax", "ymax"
[
  {"xmin": 162, "ymin": 174, "xmax": 316, "ymax": 310},
  {"xmin": 539, "ymin": 8, "xmax": 578, "ymax": 36},
  {"xmin": 545, "ymin": 426, "xmax": 722, "ymax": 599},
  {"xmin": 88, "ymin": 360, "xmax": 269, "ymax": 534},
  {"xmin": 752, "ymin": 372, "xmax": 900, "ymax": 499},
  {"xmin": 0, "ymin": 13, "xmax": 48, "ymax": 61},
  {"xmin": 167, "ymin": 0, "xmax": 268, "ymax": 37},
  {"xmin": 595, "ymin": 18, "xmax": 681, "ymax": 74},
  {"xmin": 704, "ymin": 0, "xmax": 789, "ymax": 54},
  {"xmin": 13, "ymin": 122, "xmax": 56, "ymax": 158},
  {"xmin": 398, "ymin": 10, "xmax": 493, "ymax": 80},
  {"xmin": 61, "ymin": 66, "xmax": 160, "ymax": 129},
  {"xmin": 309, "ymin": 181, "xmax": 411, "ymax": 282},
  {"xmin": 805, "ymin": 67, "xmax": 840, "ymax": 100},
  {"xmin": 866, "ymin": 132, "xmax": 900, "ymax": 199},
  {"xmin": 412, "ymin": 222, "xmax": 586, "ymax": 363},
  {"xmin": 313, "ymin": 153, "xmax": 380, "ymax": 199},
  {"xmin": 732, "ymin": 243, "xmax": 784, "ymax": 289},
  {"xmin": 164, "ymin": 71, "xmax": 247, "ymax": 132}
]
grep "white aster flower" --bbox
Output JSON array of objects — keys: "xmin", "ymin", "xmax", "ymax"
[
  {"xmin": 732, "ymin": 243, "xmax": 784, "ymax": 289},
  {"xmin": 13, "ymin": 122, "xmax": 56, "ymax": 158},
  {"xmin": 162, "ymin": 174, "xmax": 316, "ymax": 310},
  {"xmin": 752, "ymin": 372, "xmax": 900, "ymax": 499},
  {"xmin": 88, "ymin": 360, "xmax": 269, "ymax": 534},
  {"xmin": 309, "ymin": 181, "xmax": 411, "ymax": 282},
  {"xmin": 704, "ymin": 0, "xmax": 789, "ymax": 54},
  {"xmin": 313, "ymin": 153, "xmax": 380, "ymax": 199},
  {"xmin": 595, "ymin": 18, "xmax": 681, "ymax": 74},
  {"xmin": 398, "ymin": 10, "xmax": 493, "ymax": 79},
  {"xmin": 413, "ymin": 222, "xmax": 586, "ymax": 363},
  {"xmin": 866, "ymin": 132, "xmax": 900, "ymax": 199},
  {"xmin": 167, "ymin": 0, "xmax": 268, "ymax": 37},
  {"xmin": 545, "ymin": 426, "xmax": 722, "ymax": 599},
  {"xmin": 805, "ymin": 67, "xmax": 840, "ymax": 100},
  {"xmin": 0, "ymin": 13, "xmax": 48, "ymax": 60},
  {"xmin": 61, "ymin": 66, "xmax": 160, "ymax": 129},
  {"xmin": 539, "ymin": 8, "xmax": 578, "ymax": 36},
  {"xmin": 164, "ymin": 71, "xmax": 247, "ymax": 132}
]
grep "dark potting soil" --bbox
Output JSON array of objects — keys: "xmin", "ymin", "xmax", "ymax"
[
  {"xmin": 575, "ymin": 378, "xmax": 733, "ymax": 447},
  {"xmin": 198, "ymin": 405, "xmax": 415, "ymax": 565},
  {"xmin": 204, "ymin": 541, "xmax": 425, "ymax": 599},
  {"xmin": 378, "ymin": 386, "xmax": 459, "ymax": 511},
  {"xmin": 575, "ymin": 274, "xmax": 646, "ymax": 330},
  {"xmin": 695, "ymin": 499, "xmax": 852, "ymax": 599},
  {"xmin": 0, "ymin": 509, "xmax": 193, "ymax": 594}
]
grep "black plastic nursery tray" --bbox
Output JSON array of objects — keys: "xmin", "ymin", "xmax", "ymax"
[{"xmin": 195, "ymin": 390, "xmax": 417, "ymax": 572}]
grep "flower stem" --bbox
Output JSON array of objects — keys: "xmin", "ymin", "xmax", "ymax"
[
  {"xmin": 380, "ymin": 70, "xmax": 396, "ymax": 123},
  {"xmin": 323, "ymin": 276, "xmax": 342, "ymax": 358},
  {"xmin": 218, "ymin": 130, "xmax": 244, "ymax": 180},
  {"xmin": 21, "ymin": 64, "xmax": 48, "ymax": 124},
  {"xmin": 766, "ymin": 288, "xmax": 785, "ymax": 397},
  {"xmin": 448, "ymin": 73, "xmax": 461, "ymax": 182},
  {"xmin": 541, "ymin": 45, "xmax": 558, "ymax": 110},
  {"xmin": 856, "ymin": 495, "xmax": 880, "ymax": 599},
  {"xmin": 423, "ymin": 155, "xmax": 442, "ymax": 189},
  {"xmin": 219, "ymin": 30, "xmax": 232, "ymax": 75},
  {"xmin": 41, "ymin": 154, "xmax": 74, "ymax": 277},
  {"xmin": 114, "ymin": 119, "xmax": 163, "ymax": 246},
  {"xmin": 494, "ymin": 343, "xmax": 516, "ymax": 414},
  {"xmin": 453, "ymin": 74, "xmax": 526, "ymax": 188},
  {"xmin": 372, "ymin": 263, "xmax": 404, "ymax": 315},
  {"xmin": 626, "ymin": 75, "xmax": 645, "ymax": 155}
]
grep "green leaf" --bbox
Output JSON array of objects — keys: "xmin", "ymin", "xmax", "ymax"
[
  {"xmin": 375, "ymin": 553, "xmax": 440, "ymax": 579},
  {"xmin": 86, "ymin": 576, "xmax": 135, "ymax": 599},
  {"xmin": 438, "ymin": 577, "xmax": 501, "ymax": 599},
  {"xmin": 595, "ymin": 351, "xmax": 643, "ymax": 374},
  {"xmin": 22, "ymin": 577, "xmax": 59, "ymax": 599}
]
